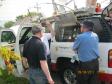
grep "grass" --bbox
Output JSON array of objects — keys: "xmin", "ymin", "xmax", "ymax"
[{"xmin": 0, "ymin": 68, "xmax": 29, "ymax": 84}]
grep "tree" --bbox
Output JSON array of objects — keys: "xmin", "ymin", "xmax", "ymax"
[
  {"xmin": 4, "ymin": 21, "xmax": 15, "ymax": 28},
  {"xmin": 27, "ymin": 12, "xmax": 37, "ymax": 17},
  {"xmin": 16, "ymin": 15, "xmax": 24, "ymax": 21},
  {"xmin": 16, "ymin": 12, "xmax": 43, "ymax": 21}
]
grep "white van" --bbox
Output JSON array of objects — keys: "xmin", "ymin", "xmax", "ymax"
[{"xmin": 0, "ymin": 2, "xmax": 112, "ymax": 84}]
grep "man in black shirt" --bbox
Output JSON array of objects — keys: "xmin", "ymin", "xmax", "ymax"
[{"xmin": 23, "ymin": 25, "xmax": 54, "ymax": 84}]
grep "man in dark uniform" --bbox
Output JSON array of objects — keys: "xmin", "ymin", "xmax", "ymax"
[
  {"xmin": 23, "ymin": 25, "xmax": 54, "ymax": 84},
  {"xmin": 73, "ymin": 21, "xmax": 100, "ymax": 84}
]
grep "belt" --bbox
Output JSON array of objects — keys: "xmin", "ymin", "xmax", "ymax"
[
  {"xmin": 79, "ymin": 58, "xmax": 98, "ymax": 63},
  {"xmin": 30, "ymin": 66, "xmax": 41, "ymax": 69}
]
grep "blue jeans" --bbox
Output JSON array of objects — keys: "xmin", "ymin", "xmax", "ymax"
[{"xmin": 29, "ymin": 68, "xmax": 48, "ymax": 84}]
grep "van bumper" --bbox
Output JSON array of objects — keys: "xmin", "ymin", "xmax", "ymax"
[{"xmin": 99, "ymin": 73, "xmax": 112, "ymax": 82}]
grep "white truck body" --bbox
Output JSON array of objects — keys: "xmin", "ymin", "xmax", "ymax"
[{"xmin": 0, "ymin": 2, "xmax": 111, "ymax": 83}]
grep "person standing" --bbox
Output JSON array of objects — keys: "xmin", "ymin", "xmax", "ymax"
[
  {"xmin": 73, "ymin": 21, "xmax": 100, "ymax": 84},
  {"xmin": 23, "ymin": 25, "xmax": 54, "ymax": 84},
  {"xmin": 41, "ymin": 20, "xmax": 55, "ymax": 69}
]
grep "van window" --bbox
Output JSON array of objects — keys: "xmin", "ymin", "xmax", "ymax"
[
  {"xmin": 87, "ymin": 18, "xmax": 112, "ymax": 42},
  {"xmin": 19, "ymin": 27, "xmax": 32, "ymax": 40},
  {"xmin": 55, "ymin": 25, "xmax": 80, "ymax": 42},
  {"xmin": 19, "ymin": 27, "xmax": 32, "ymax": 44},
  {"xmin": 1, "ymin": 31, "xmax": 16, "ymax": 43}
]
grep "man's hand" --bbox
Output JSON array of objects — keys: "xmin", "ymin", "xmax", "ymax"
[
  {"xmin": 40, "ymin": 60, "xmax": 54, "ymax": 84},
  {"xmin": 48, "ymin": 77, "xmax": 54, "ymax": 84}
]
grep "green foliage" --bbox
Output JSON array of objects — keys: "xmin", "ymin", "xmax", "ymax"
[
  {"xmin": 16, "ymin": 15, "xmax": 24, "ymax": 21},
  {"xmin": 0, "ymin": 68, "xmax": 29, "ymax": 84},
  {"xmin": 4, "ymin": 21, "xmax": 15, "ymax": 28},
  {"xmin": 27, "ymin": 12, "xmax": 37, "ymax": 16},
  {"xmin": 16, "ymin": 12, "xmax": 43, "ymax": 21}
]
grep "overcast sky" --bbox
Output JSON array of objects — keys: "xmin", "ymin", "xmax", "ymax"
[{"xmin": 0, "ymin": 0, "xmax": 110, "ymax": 21}]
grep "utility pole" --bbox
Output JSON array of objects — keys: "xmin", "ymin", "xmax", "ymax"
[
  {"xmin": 52, "ymin": 0, "xmax": 59, "ymax": 15},
  {"xmin": 34, "ymin": 2, "xmax": 41, "ymax": 21},
  {"xmin": 73, "ymin": 0, "xmax": 77, "ymax": 10},
  {"xmin": 27, "ymin": 9, "xmax": 32, "ymax": 21},
  {"xmin": 35, "ymin": 2, "xmax": 40, "ymax": 13}
]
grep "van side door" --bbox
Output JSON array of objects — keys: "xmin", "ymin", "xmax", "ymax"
[{"xmin": 0, "ymin": 30, "xmax": 16, "ymax": 69}]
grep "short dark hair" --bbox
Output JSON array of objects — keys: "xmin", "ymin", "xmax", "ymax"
[
  {"xmin": 32, "ymin": 25, "xmax": 42, "ymax": 35},
  {"xmin": 82, "ymin": 20, "xmax": 94, "ymax": 31}
]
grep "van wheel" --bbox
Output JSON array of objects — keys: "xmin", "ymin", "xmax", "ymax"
[{"xmin": 60, "ymin": 68, "xmax": 77, "ymax": 84}]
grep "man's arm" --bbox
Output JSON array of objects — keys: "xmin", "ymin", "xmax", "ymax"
[
  {"xmin": 46, "ymin": 21, "xmax": 55, "ymax": 37},
  {"xmin": 40, "ymin": 60, "xmax": 54, "ymax": 84},
  {"xmin": 38, "ymin": 42, "xmax": 54, "ymax": 84},
  {"xmin": 73, "ymin": 36, "xmax": 81, "ymax": 51}
]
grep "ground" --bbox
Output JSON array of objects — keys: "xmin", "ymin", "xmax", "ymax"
[
  {"xmin": 23, "ymin": 70, "xmax": 62, "ymax": 84},
  {"xmin": 0, "ymin": 69, "xmax": 108, "ymax": 84},
  {"xmin": 52, "ymin": 72, "xmax": 62, "ymax": 84}
]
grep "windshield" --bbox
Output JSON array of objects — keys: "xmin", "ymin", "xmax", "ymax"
[{"xmin": 55, "ymin": 23, "xmax": 80, "ymax": 42}]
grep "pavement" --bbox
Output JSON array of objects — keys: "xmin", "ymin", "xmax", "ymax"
[
  {"xmin": 19, "ymin": 70, "xmax": 107, "ymax": 84},
  {"xmin": 22, "ymin": 70, "xmax": 62, "ymax": 84}
]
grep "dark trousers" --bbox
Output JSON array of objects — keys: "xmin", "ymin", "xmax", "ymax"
[
  {"xmin": 29, "ymin": 68, "xmax": 48, "ymax": 84},
  {"xmin": 76, "ymin": 59, "xmax": 100, "ymax": 84}
]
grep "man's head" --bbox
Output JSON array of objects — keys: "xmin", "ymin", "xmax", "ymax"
[
  {"xmin": 81, "ymin": 20, "xmax": 94, "ymax": 32},
  {"xmin": 32, "ymin": 25, "xmax": 43, "ymax": 38}
]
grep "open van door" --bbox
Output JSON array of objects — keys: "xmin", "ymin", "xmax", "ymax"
[
  {"xmin": 0, "ymin": 29, "xmax": 16, "ymax": 69},
  {"xmin": 0, "ymin": 29, "xmax": 16, "ymax": 49},
  {"xmin": 101, "ymin": 2, "xmax": 112, "ymax": 28}
]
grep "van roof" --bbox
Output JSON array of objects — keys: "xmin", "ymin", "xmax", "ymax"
[
  {"xmin": 9, "ymin": 23, "xmax": 35, "ymax": 35},
  {"xmin": 0, "ymin": 28, "xmax": 13, "ymax": 31}
]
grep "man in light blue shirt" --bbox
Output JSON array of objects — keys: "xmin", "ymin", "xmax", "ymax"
[{"xmin": 73, "ymin": 21, "xmax": 100, "ymax": 84}]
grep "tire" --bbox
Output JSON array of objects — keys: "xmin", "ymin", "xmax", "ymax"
[{"xmin": 60, "ymin": 67, "xmax": 77, "ymax": 84}]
